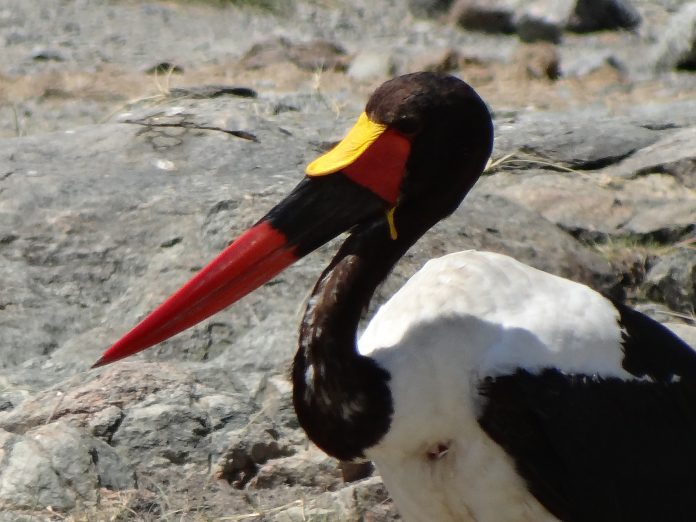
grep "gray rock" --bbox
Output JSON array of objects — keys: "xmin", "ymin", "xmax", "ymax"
[
  {"xmin": 414, "ymin": 190, "xmax": 619, "ymax": 294},
  {"xmin": 559, "ymin": 48, "xmax": 621, "ymax": 77},
  {"xmin": 407, "ymin": 0, "xmax": 453, "ymax": 17},
  {"xmin": 0, "ymin": 423, "xmax": 135, "ymax": 511},
  {"xmin": 347, "ymin": 50, "xmax": 396, "ymax": 81},
  {"xmin": 479, "ymin": 170, "xmax": 696, "ymax": 244},
  {"xmin": 623, "ymin": 100, "xmax": 696, "ymax": 131},
  {"xmin": 653, "ymin": 2, "xmax": 696, "ymax": 71},
  {"xmin": 495, "ymin": 110, "xmax": 661, "ymax": 169},
  {"xmin": 213, "ymin": 420, "xmax": 297, "ymax": 489},
  {"xmin": 515, "ymin": 0, "xmax": 575, "ymax": 43},
  {"xmin": 643, "ymin": 249, "xmax": 696, "ymax": 313},
  {"xmin": 622, "ymin": 200, "xmax": 695, "ymax": 243},
  {"xmin": 272, "ymin": 476, "xmax": 399, "ymax": 522},
  {"xmin": 605, "ymin": 126, "xmax": 696, "ymax": 188},
  {"xmin": 111, "ymin": 402, "xmax": 211, "ymax": 469},
  {"xmin": 516, "ymin": 12, "xmax": 564, "ymax": 43},
  {"xmin": 250, "ymin": 447, "xmax": 341, "ymax": 490},
  {"xmin": 567, "ymin": 0, "xmax": 641, "ymax": 33},
  {"xmin": 241, "ymin": 37, "xmax": 349, "ymax": 72},
  {"xmin": 30, "ymin": 47, "xmax": 65, "ymax": 61},
  {"xmin": 450, "ymin": 0, "xmax": 518, "ymax": 34},
  {"xmin": 449, "ymin": 0, "xmax": 640, "ymax": 39}
]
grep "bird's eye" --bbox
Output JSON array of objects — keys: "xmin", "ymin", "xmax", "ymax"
[{"xmin": 393, "ymin": 116, "xmax": 420, "ymax": 135}]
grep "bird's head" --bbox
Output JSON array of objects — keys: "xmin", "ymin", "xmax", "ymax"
[{"xmin": 93, "ymin": 72, "xmax": 493, "ymax": 367}]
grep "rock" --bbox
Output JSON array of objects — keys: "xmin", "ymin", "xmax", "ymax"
[
  {"xmin": 168, "ymin": 85, "xmax": 258, "ymax": 99},
  {"xmin": 567, "ymin": 0, "xmax": 641, "ymax": 33},
  {"xmin": 0, "ymin": 423, "xmax": 135, "ymax": 511},
  {"xmin": 494, "ymin": 109, "xmax": 660, "ymax": 169},
  {"xmin": 623, "ymin": 100, "xmax": 696, "ymax": 131},
  {"xmin": 513, "ymin": 42, "xmax": 561, "ymax": 80},
  {"xmin": 0, "ymin": 96, "xmax": 311, "ymax": 375},
  {"xmin": 0, "ymin": 363, "xmax": 300, "ymax": 514},
  {"xmin": 250, "ymin": 446, "xmax": 342, "ymax": 490},
  {"xmin": 241, "ymin": 37, "xmax": 349, "ymax": 72},
  {"xmin": 111, "ymin": 401, "xmax": 211, "ymax": 469},
  {"xmin": 605, "ymin": 126, "xmax": 696, "ymax": 188},
  {"xmin": 407, "ymin": 0, "xmax": 453, "ymax": 17},
  {"xmin": 560, "ymin": 48, "xmax": 622, "ymax": 77},
  {"xmin": 141, "ymin": 61, "xmax": 184, "ymax": 74},
  {"xmin": 622, "ymin": 200, "xmax": 695, "ymax": 243},
  {"xmin": 407, "ymin": 47, "xmax": 463, "ymax": 73},
  {"xmin": 272, "ymin": 476, "xmax": 399, "ymax": 521},
  {"xmin": 30, "ymin": 47, "xmax": 65, "ymax": 61},
  {"xmin": 214, "ymin": 422, "xmax": 297, "ymax": 489},
  {"xmin": 516, "ymin": 12, "xmax": 563, "ymax": 43},
  {"xmin": 448, "ymin": 0, "xmax": 642, "ymax": 39},
  {"xmin": 347, "ymin": 50, "xmax": 395, "ymax": 81},
  {"xmin": 479, "ymin": 170, "xmax": 696, "ymax": 244},
  {"xmin": 449, "ymin": 0, "xmax": 517, "ymax": 34},
  {"xmin": 515, "ymin": 0, "xmax": 574, "ymax": 43},
  {"xmin": 643, "ymin": 249, "xmax": 696, "ymax": 314},
  {"xmin": 413, "ymin": 190, "xmax": 619, "ymax": 295},
  {"xmin": 653, "ymin": 2, "xmax": 696, "ymax": 71}
]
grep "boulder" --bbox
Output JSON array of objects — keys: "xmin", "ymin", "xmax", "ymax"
[
  {"xmin": 643, "ymin": 249, "xmax": 696, "ymax": 314},
  {"xmin": 653, "ymin": 3, "xmax": 696, "ymax": 71},
  {"xmin": 567, "ymin": 0, "xmax": 641, "ymax": 33},
  {"xmin": 605, "ymin": 126, "xmax": 696, "ymax": 188}
]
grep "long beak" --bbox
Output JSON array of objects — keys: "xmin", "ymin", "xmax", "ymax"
[
  {"xmin": 93, "ymin": 113, "xmax": 411, "ymax": 367},
  {"xmin": 92, "ymin": 177, "xmax": 385, "ymax": 367}
]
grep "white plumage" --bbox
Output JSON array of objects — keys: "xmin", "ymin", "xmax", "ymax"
[{"xmin": 357, "ymin": 250, "xmax": 646, "ymax": 522}]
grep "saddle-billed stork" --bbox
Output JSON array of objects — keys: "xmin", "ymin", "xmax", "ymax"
[{"xmin": 94, "ymin": 72, "xmax": 696, "ymax": 522}]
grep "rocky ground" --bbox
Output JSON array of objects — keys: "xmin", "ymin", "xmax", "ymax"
[{"xmin": 1, "ymin": 0, "xmax": 695, "ymax": 520}]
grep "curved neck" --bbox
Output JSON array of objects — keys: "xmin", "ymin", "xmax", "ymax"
[{"xmin": 291, "ymin": 208, "xmax": 435, "ymax": 460}]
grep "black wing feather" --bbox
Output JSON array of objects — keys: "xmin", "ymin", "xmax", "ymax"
[{"xmin": 478, "ymin": 305, "xmax": 696, "ymax": 522}]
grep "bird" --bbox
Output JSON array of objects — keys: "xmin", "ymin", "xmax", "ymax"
[{"xmin": 93, "ymin": 72, "xmax": 696, "ymax": 522}]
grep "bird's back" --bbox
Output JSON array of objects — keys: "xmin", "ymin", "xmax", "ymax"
[{"xmin": 358, "ymin": 250, "xmax": 696, "ymax": 522}]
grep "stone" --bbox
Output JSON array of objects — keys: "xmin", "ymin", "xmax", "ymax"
[
  {"xmin": 513, "ymin": 43, "xmax": 561, "ymax": 80},
  {"xmin": 515, "ymin": 0, "xmax": 575, "ymax": 43},
  {"xmin": 272, "ymin": 476, "xmax": 399, "ymax": 521},
  {"xmin": 450, "ymin": 0, "xmax": 517, "ymax": 34},
  {"xmin": 567, "ymin": 0, "xmax": 641, "ymax": 33},
  {"xmin": 347, "ymin": 50, "xmax": 395, "ymax": 81},
  {"xmin": 653, "ymin": 3, "xmax": 696, "ymax": 71},
  {"xmin": 560, "ymin": 48, "xmax": 621, "ymax": 77},
  {"xmin": 167, "ymin": 85, "xmax": 257, "ymax": 99},
  {"xmin": 241, "ymin": 37, "xmax": 349, "ymax": 72},
  {"xmin": 605, "ymin": 126, "xmax": 696, "ymax": 188},
  {"xmin": 250, "ymin": 446, "xmax": 342, "ymax": 490},
  {"xmin": 0, "ymin": 423, "xmax": 135, "ymax": 511},
  {"xmin": 621, "ymin": 200, "xmax": 695, "ymax": 243},
  {"xmin": 30, "ymin": 48, "xmax": 65, "ymax": 61},
  {"xmin": 479, "ymin": 170, "xmax": 696, "ymax": 244},
  {"xmin": 213, "ymin": 418, "xmax": 298, "ymax": 489},
  {"xmin": 407, "ymin": 0, "xmax": 453, "ymax": 18},
  {"xmin": 644, "ymin": 249, "xmax": 696, "ymax": 314},
  {"xmin": 141, "ymin": 61, "xmax": 184, "ymax": 74},
  {"xmin": 412, "ymin": 190, "xmax": 619, "ymax": 295},
  {"xmin": 624, "ymin": 100, "xmax": 696, "ymax": 131},
  {"xmin": 494, "ymin": 110, "xmax": 661, "ymax": 169}
]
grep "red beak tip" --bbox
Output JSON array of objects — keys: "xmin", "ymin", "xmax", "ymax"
[{"xmin": 91, "ymin": 355, "xmax": 111, "ymax": 369}]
